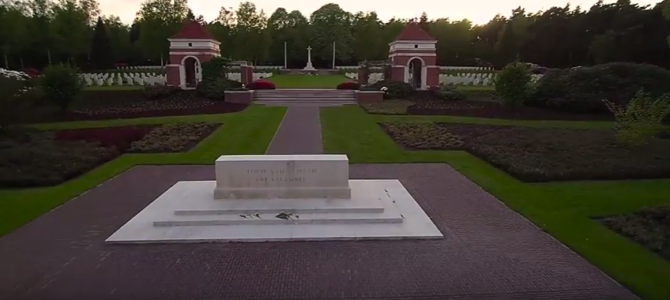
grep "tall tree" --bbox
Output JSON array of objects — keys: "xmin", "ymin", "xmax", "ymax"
[
  {"xmin": 90, "ymin": 16, "xmax": 113, "ymax": 70},
  {"xmin": 310, "ymin": 3, "xmax": 353, "ymax": 65},
  {"xmin": 495, "ymin": 21, "xmax": 518, "ymax": 67}
]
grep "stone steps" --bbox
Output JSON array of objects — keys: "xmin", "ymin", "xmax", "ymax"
[
  {"xmin": 174, "ymin": 196, "xmax": 385, "ymax": 216},
  {"xmin": 153, "ymin": 212, "xmax": 403, "ymax": 226},
  {"xmin": 257, "ymin": 102, "xmax": 355, "ymax": 107},
  {"xmin": 253, "ymin": 89, "xmax": 356, "ymax": 106}
]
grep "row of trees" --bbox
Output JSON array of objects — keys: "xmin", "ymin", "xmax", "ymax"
[{"xmin": 2, "ymin": 0, "xmax": 670, "ymax": 71}]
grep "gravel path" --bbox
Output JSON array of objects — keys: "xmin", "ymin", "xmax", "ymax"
[{"xmin": 265, "ymin": 106, "xmax": 323, "ymax": 154}]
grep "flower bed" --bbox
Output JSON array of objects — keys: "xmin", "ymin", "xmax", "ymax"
[
  {"xmin": 0, "ymin": 132, "xmax": 119, "ymax": 188},
  {"xmin": 54, "ymin": 125, "xmax": 157, "ymax": 152},
  {"xmin": 249, "ymin": 80, "xmax": 276, "ymax": 90},
  {"xmin": 337, "ymin": 81, "xmax": 360, "ymax": 90},
  {"xmin": 380, "ymin": 122, "xmax": 670, "ymax": 182},
  {"xmin": 600, "ymin": 205, "xmax": 670, "ymax": 261},
  {"xmin": 371, "ymin": 98, "xmax": 614, "ymax": 121},
  {"xmin": 130, "ymin": 123, "xmax": 220, "ymax": 152},
  {"xmin": 32, "ymin": 90, "xmax": 248, "ymax": 123},
  {"xmin": 0, "ymin": 123, "xmax": 220, "ymax": 188}
]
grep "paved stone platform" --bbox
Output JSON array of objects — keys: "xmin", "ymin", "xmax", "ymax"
[{"xmin": 0, "ymin": 164, "xmax": 637, "ymax": 300}]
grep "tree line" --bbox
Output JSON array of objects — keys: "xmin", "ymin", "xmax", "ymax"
[{"xmin": 1, "ymin": 0, "xmax": 670, "ymax": 71}]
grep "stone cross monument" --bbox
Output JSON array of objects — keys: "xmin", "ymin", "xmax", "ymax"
[{"xmin": 303, "ymin": 46, "xmax": 316, "ymax": 71}]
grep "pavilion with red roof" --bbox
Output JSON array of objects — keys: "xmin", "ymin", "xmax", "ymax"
[
  {"xmin": 387, "ymin": 22, "xmax": 439, "ymax": 89},
  {"xmin": 166, "ymin": 21, "xmax": 221, "ymax": 89}
]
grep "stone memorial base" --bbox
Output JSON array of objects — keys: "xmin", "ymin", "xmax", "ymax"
[{"xmin": 106, "ymin": 154, "xmax": 442, "ymax": 244}]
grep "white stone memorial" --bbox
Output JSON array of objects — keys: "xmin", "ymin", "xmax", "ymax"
[
  {"xmin": 106, "ymin": 154, "xmax": 442, "ymax": 243},
  {"xmin": 303, "ymin": 46, "xmax": 316, "ymax": 71}
]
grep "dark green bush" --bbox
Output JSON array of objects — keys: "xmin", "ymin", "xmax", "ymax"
[
  {"xmin": 530, "ymin": 62, "xmax": 670, "ymax": 113},
  {"xmin": 39, "ymin": 64, "xmax": 85, "ymax": 112},
  {"xmin": 196, "ymin": 78, "xmax": 243, "ymax": 99},
  {"xmin": 0, "ymin": 76, "xmax": 40, "ymax": 132},
  {"xmin": 369, "ymin": 80, "xmax": 413, "ymax": 99},
  {"xmin": 495, "ymin": 62, "xmax": 531, "ymax": 108},
  {"xmin": 437, "ymin": 85, "xmax": 467, "ymax": 101},
  {"xmin": 197, "ymin": 57, "xmax": 235, "ymax": 99},
  {"xmin": 143, "ymin": 84, "xmax": 181, "ymax": 99}
]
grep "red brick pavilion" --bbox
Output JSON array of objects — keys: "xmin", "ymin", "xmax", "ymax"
[{"xmin": 388, "ymin": 22, "xmax": 439, "ymax": 89}]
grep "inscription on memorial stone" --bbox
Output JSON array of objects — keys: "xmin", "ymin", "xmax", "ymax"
[{"xmin": 247, "ymin": 168, "xmax": 318, "ymax": 183}]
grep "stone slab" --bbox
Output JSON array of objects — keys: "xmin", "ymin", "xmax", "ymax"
[
  {"xmin": 214, "ymin": 154, "xmax": 350, "ymax": 199},
  {"xmin": 154, "ymin": 212, "xmax": 403, "ymax": 226},
  {"xmin": 106, "ymin": 180, "xmax": 443, "ymax": 243}
]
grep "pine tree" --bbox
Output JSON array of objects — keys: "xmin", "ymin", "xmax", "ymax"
[
  {"xmin": 419, "ymin": 12, "xmax": 429, "ymax": 32},
  {"xmin": 494, "ymin": 21, "xmax": 518, "ymax": 67},
  {"xmin": 89, "ymin": 17, "xmax": 114, "ymax": 70}
]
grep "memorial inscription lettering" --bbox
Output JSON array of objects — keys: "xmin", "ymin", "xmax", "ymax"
[{"xmin": 247, "ymin": 168, "xmax": 318, "ymax": 183}]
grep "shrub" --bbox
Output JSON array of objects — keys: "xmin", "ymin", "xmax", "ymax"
[
  {"xmin": 530, "ymin": 62, "xmax": 670, "ymax": 113},
  {"xmin": 249, "ymin": 80, "xmax": 276, "ymax": 90},
  {"xmin": 196, "ymin": 78, "xmax": 243, "ymax": 100},
  {"xmin": 129, "ymin": 122, "xmax": 218, "ymax": 152},
  {"xmin": 369, "ymin": 80, "xmax": 413, "ymax": 99},
  {"xmin": 436, "ymin": 85, "xmax": 467, "ymax": 101},
  {"xmin": 494, "ymin": 62, "xmax": 531, "ymax": 108},
  {"xmin": 603, "ymin": 90, "xmax": 670, "ymax": 146},
  {"xmin": 0, "ymin": 76, "xmax": 39, "ymax": 132},
  {"xmin": 201, "ymin": 57, "xmax": 230, "ymax": 81},
  {"xmin": 39, "ymin": 64, "xmax": 85, "ymax": 112},
  {"xmin": 143, "ymin": 84, "xmax": 180, "ymax": 99},
  {"xmin": 337, "ymin": 81, "xmax": 360, "ymax": 90}
]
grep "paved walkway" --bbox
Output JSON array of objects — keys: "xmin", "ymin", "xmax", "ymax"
[
  {"xmin": 0, "ymin": 164, "xmax": 636, "ymax": 299},
  {"xmin": 265, "ymin": 106, "xmax": 323, "ymax": 154}
]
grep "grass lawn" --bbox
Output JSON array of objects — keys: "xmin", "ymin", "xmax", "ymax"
[
  {"xmin": 0, "ymin": 105, "xmax": 286, "ymax": 237},
  {"xmin": 267, "ymin": 74, "xmax": 352, "ymax": 88},
  {"xmin": 320, "ymin": 105, "xmax": 670, "ymax": 300},
  {"xmin": 84, "ymin": 85, "xmax": 143, "ymax": 91}
]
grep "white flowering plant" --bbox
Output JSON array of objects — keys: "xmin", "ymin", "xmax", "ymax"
[{"xmin": 0, "ymin": 68, "xmax": 31, "ymax": 81}]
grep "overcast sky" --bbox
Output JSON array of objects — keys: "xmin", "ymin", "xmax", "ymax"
[{"xmin": 103, "ymin": 0, "xmax": 660, "ymax": 25}]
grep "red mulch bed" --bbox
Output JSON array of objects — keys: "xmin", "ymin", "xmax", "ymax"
[
  {"xmin": 53, "ymin": 125, "xmax": 158, "ymax": 152},
  {"xmin": 33, "ymin": 90, "xmax": 248, "ymax": 123},
  {"xmin": 406, "ymin": 99, "xmax": 614, "ymax": 121}
]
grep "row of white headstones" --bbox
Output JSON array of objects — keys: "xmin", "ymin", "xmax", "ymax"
[
  {"xmin": 80, "ymin": 72, "xmax": 274, "ymax": 86},
  {"xmin": 117, "ymin": 65, "xmax": 496, "ymax": 71},
  {"xmin": 80, "ymin": 72, "xmax": 166, "ymax": 86},
  {"xmin": 345, "ymin": 72, "xmax": 544, "ymax": 86}
]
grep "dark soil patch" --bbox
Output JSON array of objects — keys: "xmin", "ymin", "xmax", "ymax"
[
  {"xmin": 380, "ymin": 122, "xmax": 670, "ymax": 182},
  {"xmin": 32, "ymin": 90, "xmax": 248, "ymax": 123},
  {"xmin": 600, "ymin": 205, "xmax": 670, "ymax": 261},
  {"xmin": 0, "ymin": 123, "xmax": 220, "ymax": 188},
  {"xmin": 406, "ymin": 99, "xmax": 614, "ymax": 121}
]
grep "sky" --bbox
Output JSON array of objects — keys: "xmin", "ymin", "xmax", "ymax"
[{"xmin": 104, "ymin": 0, "xmax": 660, "ymax": 25}]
